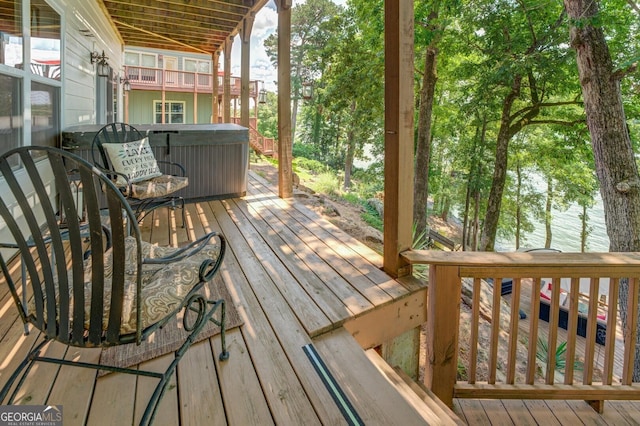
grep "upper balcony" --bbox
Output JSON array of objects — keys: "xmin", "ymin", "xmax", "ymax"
[{"xmin": 124, "ymin": 66, "xmax": 259, "ymax": 97}]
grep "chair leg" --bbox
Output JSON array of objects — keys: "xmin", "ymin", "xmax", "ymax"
[
  {"xmin": 218, "ymin": 300, "xmax": 229, "ymax": 361},
  {"xmin": 179, "ymin": 197, "xmax": 186, "ymax": 228},
  {"xmin": 140, "ymin": 295, "xmax": 228, "ymax": 425}
]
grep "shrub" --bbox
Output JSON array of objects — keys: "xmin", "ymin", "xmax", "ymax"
[
  {"xmin": 361, "ymin": 202, "xmax": 383, "ymax": 231},
  {"xmin": 292, "ymin": 143, "xmax": 321, "ymax": 160},
  {"xmin": 293, "ymin": 157, "xmax": 328, "ymax": 174},
  {"xmin": 309, "ymin": 172, "xmax": 340, "ymax": 196}
]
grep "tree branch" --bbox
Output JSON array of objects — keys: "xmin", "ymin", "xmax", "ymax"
[
  {"xmin": 509, "ymin": 100, "xmax": 583, "ymax": 122},
  {"xmin": 526, "ymin": 119, "xmax": 585, "ymax": 126},
  {"xmin": 611, "ymin": 61, "xmax": 638, "ymax": 81}
]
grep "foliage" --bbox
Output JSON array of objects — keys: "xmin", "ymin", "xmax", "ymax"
[
  {"xmin": 257, "ymin": 91, "xmax": 278, "ymax": 139},
  {"xmin": 308, "ymin": 172, "xmax": 340, "ymax": 196},
  {"xmin": 536, "ymin": 338, "xmax": 583, "ymax": 373},
  {"xmin": 292, "ymin": 142, "xmax": 321, "ymax": 162},
  {"xmin": 293, "ymin": 156, "xmax": 329, "ymax": 174},
  {"xmin": 254, "ymin": 0, "xmax": 639, "ymax": 254},
  {"xmin": 361, "ymin": 202, "xmax": 383, "ymax": 231}
]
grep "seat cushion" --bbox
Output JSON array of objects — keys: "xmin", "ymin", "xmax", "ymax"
[
  {"xmin": 129, "ymin": 174, "xmax": 189, "ymax": 200},
  {"xmin": 30, "ymin": 236, "xmax": 222, "ymax": 336}
]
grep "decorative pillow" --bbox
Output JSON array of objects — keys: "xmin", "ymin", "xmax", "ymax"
[{"xmin": 102, "ymin": 137, "xmax": 162, "ymax": 185}]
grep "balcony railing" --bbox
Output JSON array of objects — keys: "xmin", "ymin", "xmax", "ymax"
[
  {"xmin": 227, "ymin": 117, "xmax": 276, "ymax": 157},
  {"xmin": 401, "ymin": 250, "xmax": 640, "ymax": 411},
  {"xmin": 124, "ymin": 66, "xmax": 258, "ymax": 96}
]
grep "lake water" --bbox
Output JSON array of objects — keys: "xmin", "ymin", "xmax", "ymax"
[{"xmin": 496, "ymin": 194, "xmax": 610, "ymax": 253}]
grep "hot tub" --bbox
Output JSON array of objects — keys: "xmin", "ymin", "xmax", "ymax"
[{"xmin": 62, "ymin": 123, "xmax": 249, "ymax": 202}]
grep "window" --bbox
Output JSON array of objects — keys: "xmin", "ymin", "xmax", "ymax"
[
  {"xmin": 184, "ymin": 59, "xmax": 211, "ymax": 74},
  {"xmin": 1, "ymin": 1, "xmax": 23, "ymax": 69},
  {"xmin": 124, "ymin": 51, "xmax": 156, "ymax": 68},
  {"xmin": 0, "ymin": 75, "xmax": 23, "ymax": 166},
  {"xmin": 30, "ymin": 0, "xmax": 61, "ymax": 81},
  {"xmin": 31, "ymin": 81, "xmax": 59, "ymax": 147},
  {"xmin": 0, "ymin": 0, "xmax": 61, "ymax": 159},
  {"xmin": 154, "ymin": 101, "xmax": 185, "ymax": 124},
  {"xmin": 125, "ymin": 51, "xmax": 157, "ymax": 83}
]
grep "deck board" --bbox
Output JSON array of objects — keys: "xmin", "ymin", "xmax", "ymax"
[
  {"xmin": 4, "ymin": 171, "xmax": 640, "ymax": 424},
  {"xmin": 236, "ymin": 192, "xmax": 372, "ymax": 320}
]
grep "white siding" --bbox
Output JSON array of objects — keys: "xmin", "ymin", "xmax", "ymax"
[{"xmin": 50, "ymin": 0, "xmax": 123, "ymax": 127}]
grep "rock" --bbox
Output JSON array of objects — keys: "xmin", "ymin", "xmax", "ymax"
[
  {"xmin": 367, "ymin": 198, "xmax": 384, "ymax": 218},
  {"xmin": 322, "ymin": 205, "xmax": 340, "ymax": 217}
]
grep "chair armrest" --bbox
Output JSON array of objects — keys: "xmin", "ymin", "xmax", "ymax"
[
  {"xmin": 156, "ymin": 160, "xmax": 186, "ymax": 177},
  {"xmin": 92, "ymin": 163, "xmax": 134, "ymax": 194}
]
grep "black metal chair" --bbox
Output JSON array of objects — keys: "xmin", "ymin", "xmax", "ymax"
[
  {"xmin": 0, "ymin": 146, "xmax": 228, "ymax": 425},
  {"xmin": 91, "ymin": 122, "xmax": 188, "ymax": 226}
]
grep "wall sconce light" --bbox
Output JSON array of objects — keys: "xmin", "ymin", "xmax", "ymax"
[
  {"xmin": 302, "ymin": 81, "xmax": 313, "ymax": 100},
  {"xmin": 120, "ymin": 77, "xmax": 131, "ymax": 92},
  {"xmin": 90, "ymin": 50, "xmax": 110, "ymax": 77}
]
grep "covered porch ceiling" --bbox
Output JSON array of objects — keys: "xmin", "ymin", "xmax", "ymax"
[{"xmin": 99, "ymin": 0, "xmax": 267, "ymax": 54}]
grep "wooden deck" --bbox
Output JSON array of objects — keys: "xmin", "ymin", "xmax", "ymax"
[
  {"xmin": 453, "ymin": 398, "xmax": 640, "ymax": 425},
  {"xmin": 0, "ymin": 171, "xmax": 442, "ymax": 425},
  {"xmin": 1, "ymin": 171, "xmax": 639, "ymax": 424}
]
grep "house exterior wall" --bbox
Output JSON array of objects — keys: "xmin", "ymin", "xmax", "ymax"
[
  {"xmin": 124, "ymin": 46, "xmax": 216, "ymax": 125},
  {"xmin": 51, "ymin": 0, "xmax": 123, "ymax": 127},
  {"xmin": 0, "ymin": 0, "xmax": 123, "ymax": 256},
  {"xmin": 127, "ymin": 91, "xmax": 214, "ymax": 125},
  {"xmin": 125, "ymin": 46, "xmax": 212, "ymax": 71}
]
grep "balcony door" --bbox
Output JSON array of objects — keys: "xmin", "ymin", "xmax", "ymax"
[{"xmin": 164, "ymin": 56, "xmax": 178, "ymax": 86}]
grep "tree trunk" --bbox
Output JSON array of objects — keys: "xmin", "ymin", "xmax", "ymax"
[
  {"xmin": 440, "ymin": 196, "xmax": 450, "ymax": 221},
  {"xmin": 545, "ymin": 178, "xmax": 553, "ymax": 249},
  {"xmin": 463, "ymin": 180, "xmax": 471, "ymax": 251},
  {"xmin": 565, "ymin": 0, "xmax": 640, "ymax": 379},
  {"xmin": 580, "ymin": 204, "xmax": 589, "ymax": 253},
  {"xmin": 344, "ymin": 102, "xmax": 356, "ymax": 190},
  {"xmin": 413, "ymin": 45, "xmax": 439, "ymax": 239},
  {"xmin": 479, "ymin": 75, "xmax": 522, "ymax": 251},
  {"xmin": 515, "ymin": 159, "xmax": 522, "ymax": 250},
  {"xmin": 472, "ymin": 189, "xmax": 480, "ymax": 251}
]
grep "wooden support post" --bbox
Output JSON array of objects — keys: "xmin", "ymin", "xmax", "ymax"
[
  {"xmin": 161, "ymin": 78, "xmax": 166, "ymax": 124},
  {"xmin": 240, "ymin": 15, "xmax": 254, "ymax": 129},
  {"xmin": 275, "ymin": 0, "xmax": 293, "ymax": 199},
  {"xmin": 424, "ymin": 265, "xmax": 461, "ymax": 408},
  {"xmin": 223, "ymin": 37, "xmax": 233, "ymax": 123},
  {"xmin": 194, "ymin": 89, "xmax": 198, "ymax": 124},
  {"xmin": 123, "ymin": 91, "xmax": 129, "ymax": 123},
  {"xmin": 212, "ymin": 52, "xmax": 219, "ymax": 123},
  {"xmin": 383, "ymin": 0, "xmax": 414, "ymax": 278}
]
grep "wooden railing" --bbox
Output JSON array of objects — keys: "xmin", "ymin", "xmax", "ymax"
[
  {"xmin": 401, "ymin": 250, "xmax": 640, "ymax": 411},
  {"xmin": 227, "ymin": 117, "xmax": 276, "ymax": 157},
  {"xmin": 124, "ymin": 66, "xmax": 258, "ymax": 96}
]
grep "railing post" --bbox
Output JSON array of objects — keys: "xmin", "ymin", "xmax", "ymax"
[{"xmin": 424, "ymin": 264, "xmax": 461, "ymax": 407}]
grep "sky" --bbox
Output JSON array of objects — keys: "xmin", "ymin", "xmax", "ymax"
[
  {"xmin": 230, "ymin": 1, "xmax": 279, "ymax": 92},
  {"xmin": 229, "ymin": 0, "xmax": 346, "ymax": 93}
]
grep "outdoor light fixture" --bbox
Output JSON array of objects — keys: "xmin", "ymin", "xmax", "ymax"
[
  {"xmin": 302, "ymin": 81, "xmax": 313, "ymax": 100},
  {"xmin": 90, "ymin": 50, "xmax": 110, "ymax": 77},
  {"xmin": 120, "ymin": 77, "xmax": 131, "ymax": 92},
  {"xmin": 258, "ymin": 88, "xmax": 267, "ymax": 104}
]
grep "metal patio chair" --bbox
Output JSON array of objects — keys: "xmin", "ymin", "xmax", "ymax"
[
  {"xmin": 91, "ymin": 122, "xmax": 188, "ymax": 226},
  {"xmin": 0, "ymin": 146, "xmax": 228, "ymax": 425}
]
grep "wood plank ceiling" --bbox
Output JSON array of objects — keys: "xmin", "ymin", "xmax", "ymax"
[{"xmin": 100, "ymin": 0, "xmax": 260, "ymax": 54}]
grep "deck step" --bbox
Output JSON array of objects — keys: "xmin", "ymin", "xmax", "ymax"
[{"xmin": 365, "ymin": 349, "xmax": 465, "ymax": 425}]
